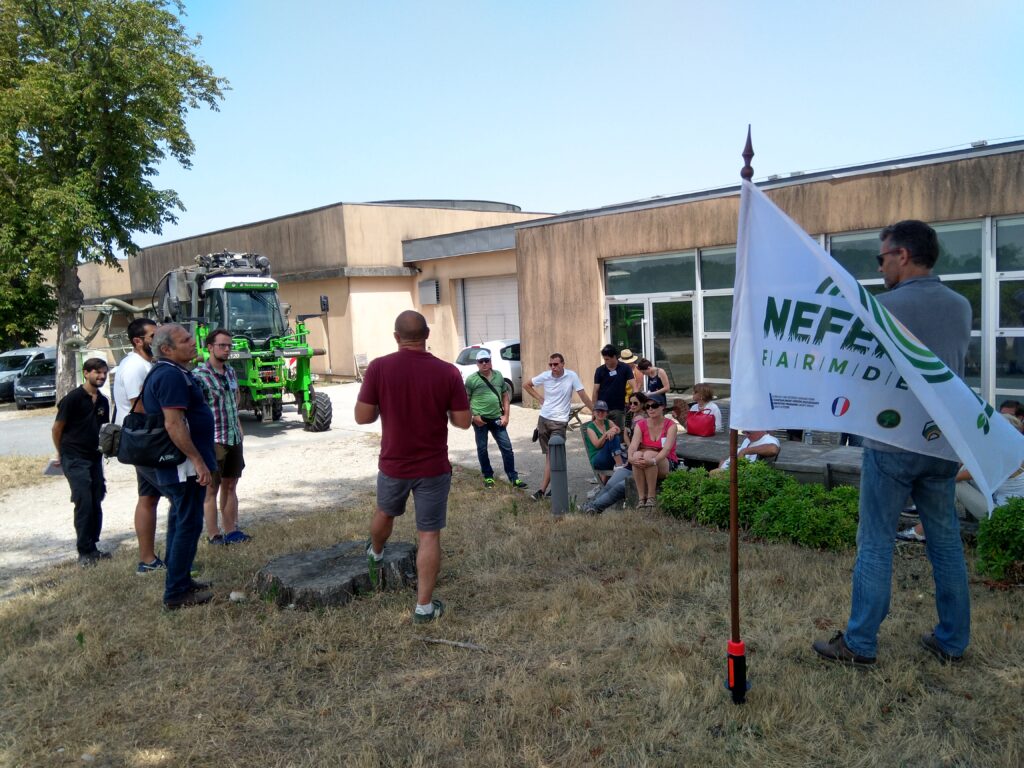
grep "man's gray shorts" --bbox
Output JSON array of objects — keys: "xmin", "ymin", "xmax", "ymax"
[
  {"xmin": 376, "ymin": 471, "xmax": 452, "ymax": 532},
  {"xmin": 537, "ymin": 416, "xmax": 568, "ymax": 454}
]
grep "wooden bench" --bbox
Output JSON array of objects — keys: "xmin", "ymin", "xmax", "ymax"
[{"xmin": 675, "ymin": 432, "xmax": 863, "ymax": 488}]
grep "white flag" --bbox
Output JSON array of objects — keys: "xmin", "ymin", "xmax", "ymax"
[{"xmin": 730, "ymin": 180, "xmax": 1024, "ymax": 514}]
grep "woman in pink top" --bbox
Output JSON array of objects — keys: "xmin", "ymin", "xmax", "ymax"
[{"xmin": 627, "ymin": 398, "xmax": 678, "ymax": 509}]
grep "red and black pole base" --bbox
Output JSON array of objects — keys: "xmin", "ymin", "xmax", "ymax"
[{"xmin": 725, "ymin": 639, "xmax": 750, "ymax": 704}]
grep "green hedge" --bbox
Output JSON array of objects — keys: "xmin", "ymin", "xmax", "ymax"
[
  {"xmin": 976, "ymin": 498, "xmax": 1024, "ymax": 581},
  {"xmin": 658, "ymin": 462, "xmax": 859, "ymax": 551}
]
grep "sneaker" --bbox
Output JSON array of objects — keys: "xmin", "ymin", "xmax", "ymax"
[
  {"xmin": 530, "ymin": 489, "xmax": 546, "ymax": 501},
  {"xmin": 483, "ymin": 477, "xmax": 496, "ymax": 488},
  {"xmin": 511, "ymin": 479, "xmax": 528, "ymax": 489},
  {"xmin": 412, "ymin": 598, "xmax": 445, "ymax": 624},
  {"xmin": 136, "ymin": 557, "xmax": 166, "ymax": 575},
  {"xmin": 919, "ymin": 633, "xmax": 963, "ymax": 664},
  {"xmin": 188, "ymin": 578, "xmax": 212, "ymax": 592},
  {"xmin": 94, "ymin": 549, "xmax": 112, "ymax": 560},
  {"xmin": 896, "ymin": 526, "xmax": 926, "ymax": 543},
  {"xmin": 78, "ymin": 552, "xmax": 101, "ymax": 568},
  {"xmin": 367, "ymin": 539, "xmax": 383, "ymax": 589},
  {"xmin": 223, "ymin": 530, "xmax": 252, "ymax": 544},
  {"xmin": 580, "ymin": 504, "xmax": 601, "ymax": 516},
  {"xmin": 163, "ymin": 590, "xmax": 213, "ymax": 611},
  {"xmin": 208, "ymin": 534, "xmax": 226, "ymax": 546},
  {"xmin": 812, "ymin": 631, "xmax": 876, "ymax": 666}
]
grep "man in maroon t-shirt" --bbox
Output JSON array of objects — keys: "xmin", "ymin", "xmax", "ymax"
[{"xmin": 355, "ymin": 310, "xmax": 471, "ymax": 623}]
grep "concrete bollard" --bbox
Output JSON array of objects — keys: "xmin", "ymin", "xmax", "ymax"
[{"xmin": 548, "ymin": 433, "xmax": 569, "ymax": 516}]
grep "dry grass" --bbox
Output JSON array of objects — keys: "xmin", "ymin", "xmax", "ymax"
[
  {"xmin": 1, "ymin": 468, "xmax": 1022, "ymax": 767},
  {"xmin": 0, "ymin": 454, "xmax": 59, "ymax": 495}
]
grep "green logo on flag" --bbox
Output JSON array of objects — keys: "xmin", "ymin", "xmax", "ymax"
[{"xmin": 877, "ymin": 410, "xmax": 901, "ymax": 429}]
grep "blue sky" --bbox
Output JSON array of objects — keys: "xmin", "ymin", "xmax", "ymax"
[{"xmin": 137, "ymin": 0, "xmax": 1024, "ymax": 247}]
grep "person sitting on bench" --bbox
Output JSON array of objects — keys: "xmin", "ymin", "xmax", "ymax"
[
  {"xmin": 583, "ymin": 400, "xmax": 624, "ymax": 482},
  {"xmin": 710, "ymin": 430, "xmax": 780, "ymax": 476}
]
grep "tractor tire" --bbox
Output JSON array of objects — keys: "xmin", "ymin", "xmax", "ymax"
[
  {"xmin": 307, "ymin": 391, "xmax": 332, "ymax": 432},
  {"xmin": 272, "ymin": 401, "xmax": 283, "ymax": 421}
]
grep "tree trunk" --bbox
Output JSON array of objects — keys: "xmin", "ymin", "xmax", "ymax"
[{"xmin": 55, "ymin": 259, "xmax": 84, "ymax": 400}]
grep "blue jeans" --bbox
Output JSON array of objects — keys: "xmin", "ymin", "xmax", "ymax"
[
  {"xmin": 159, "ymin": 477, "xmax": 206, "ymax": 602},
  {"xmin": 590, "ymin": 465, "xmax": 631, "ymax": 512},
  {"xmin": 590, "ymin": 435, "xmax": 623, "ymax": 471},
  {"xmin": 846, "ymin": 448, "xmax": 969, "ymax": 658},
  {"xmin": 473, "ymin": 418, "xmax": 519, "ymax": 482}
]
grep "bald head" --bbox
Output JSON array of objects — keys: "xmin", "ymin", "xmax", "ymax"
[{"xmin": 394, "ymin": 310, "xmax": 429, "ymax": 343}]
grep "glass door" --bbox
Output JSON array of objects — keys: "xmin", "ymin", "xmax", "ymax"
[
  {"xmin": 651, "ymin": 299, "xmax": 693, "ymax": 393},
  {"xmin": 608, "ymin": 302, "xmax": 645, "ymax": 356},
  {"xmin": 607, "ymin": 298, "xmax": 693, "ymax": 393}
]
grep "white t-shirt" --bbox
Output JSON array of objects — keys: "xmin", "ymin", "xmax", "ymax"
[
  {"xmin": 721, "ymin": 433, "xmax": 780, "ymax": 469},
  {"xmin": 113, "ymin": 351, "xmax": 152, "ymax": 426},
  {"xmin": 690, "ymin": 401, "xmax": 723, "ymax": 433},
  {"xmin": 531, "ymin": 368, "xmax": 585, "ymax": 422},
  {"xmin": 994, "ymin": 467, "xmax": 1024, "ymax": 508}
]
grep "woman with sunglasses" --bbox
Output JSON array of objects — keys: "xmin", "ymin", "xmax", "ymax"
[
  {"xmin": 624, "ymin": 391, "xmax": 647, "ymax": 447},
  {"xmin": 627, "ymin": 396, "xmax": 678, "ymax": 509}
]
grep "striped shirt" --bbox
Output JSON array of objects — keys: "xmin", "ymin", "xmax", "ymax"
[{"xmin": 193, "ymin": 361, "xmax": 242, "ymax": 446}]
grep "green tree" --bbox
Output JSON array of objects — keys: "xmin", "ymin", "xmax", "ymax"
[{"xmin": 0, "ymin": 0, "xmax": 225, "ymax": 393}]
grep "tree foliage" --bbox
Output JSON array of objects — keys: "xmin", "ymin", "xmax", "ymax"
[{"xmin": 0, "ymin": 0, "xmax": 225, "ymax": 388}]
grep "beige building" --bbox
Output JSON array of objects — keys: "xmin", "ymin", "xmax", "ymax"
[
  {"xmin": 411, "ymin": 140, "xmax": 1024, "ymax": 407},
  {"xmin": 79, "ymin": 200, "xmax": 548, "ymax": 373}
]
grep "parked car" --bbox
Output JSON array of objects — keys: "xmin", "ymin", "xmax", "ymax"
[
  {"xmin": 0, "ymin": 346, "xmax": 56, "ymax": 402},
  {"xmin": 14, "ymin": 357, "xmax": 57, "ymax": 409},
  {"xmin": 455, "ymin": 339, "xmax": 522, "ymax": 400}
]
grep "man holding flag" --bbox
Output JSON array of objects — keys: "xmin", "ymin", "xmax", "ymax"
[
  {"xmin": 732, "ymin": 173, "xmax": 1024, "ymax": 677},
  {"xmin": 812, "ymin": 220, "xmax": 971, "ymax": 665}
]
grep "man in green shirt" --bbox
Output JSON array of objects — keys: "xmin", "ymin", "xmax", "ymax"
[{"xmin": 466, "ymin": 349, "xmax": 527, "ymax": 489}]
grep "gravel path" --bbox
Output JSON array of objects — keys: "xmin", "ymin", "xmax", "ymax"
[{"xmin": 0, "ymin": 382, "xmax": 603, "ymax": 597}]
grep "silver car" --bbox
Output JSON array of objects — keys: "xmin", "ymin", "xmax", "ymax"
[{"xmin": 455, "ymin": 339, "xmax": 522, "ymax": 400}]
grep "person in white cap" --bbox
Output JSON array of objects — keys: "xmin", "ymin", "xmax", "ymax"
[{"xmin": 465, "ymin": 348, "xmax": 527, "ymax": 489}]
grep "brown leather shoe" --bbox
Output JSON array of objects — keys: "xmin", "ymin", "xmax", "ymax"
[
  {"xmin": 920, "ymin": 633, "xmax": 963, "ymax": 664},
  {"xmin": 163, "ymin": 590, "xmax": 213, "ymax": 611},
  {"xmin": 812, "ymin": 631, "xmax": 876, "ymax": 666}
]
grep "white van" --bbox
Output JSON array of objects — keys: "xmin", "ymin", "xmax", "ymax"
[{"xmin": 0, "ymin": 346, "xmax": 57, "ymax": 401}]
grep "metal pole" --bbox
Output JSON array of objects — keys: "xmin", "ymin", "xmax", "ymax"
[
  {"xmin": 548, "ymin": 433, "xmax": 569, "ymax": 516},
  {"xmin": 726, "ymin": 125, "xmax": 754, "ymax": 705}
]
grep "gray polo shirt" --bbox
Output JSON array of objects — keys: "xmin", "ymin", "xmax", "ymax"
[{"xmin": 864, "ymin": 275, "xmax": 971, "ymax": 452}]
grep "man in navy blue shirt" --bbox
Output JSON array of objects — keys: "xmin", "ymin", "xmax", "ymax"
[
  {"xmin": 143, "ymin": 324, "xmax": 217, "ymax": 610},
  {"xmin": 592, "ymin": 344, "xmax": 633, "ymax": 431}
]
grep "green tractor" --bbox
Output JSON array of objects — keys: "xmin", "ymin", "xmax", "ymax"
[{"xmin": 157, "ymin": 250, "xmax": 332, "ymax": 431}]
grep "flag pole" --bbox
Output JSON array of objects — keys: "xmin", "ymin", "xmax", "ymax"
[{"xmin": 726, "ymin": 126, "xmax": 754, "ymax": 705}]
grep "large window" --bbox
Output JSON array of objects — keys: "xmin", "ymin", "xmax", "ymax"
[
  {"xmin": 605, "ymin": 252, "xmax": 695, "ymax": 294},
  {"xmin": 996, "ymin": 217, "xmax": 1024, "ymax": 393}
]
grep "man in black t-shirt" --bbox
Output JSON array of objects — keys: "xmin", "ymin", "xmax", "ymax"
[
  {"xmin": 52, "ymin": 358, "xmax": 110, "ymax": 567},
  {"xmin": 592, "ymin": 344, "xmax": 633, "ymax": 431}
]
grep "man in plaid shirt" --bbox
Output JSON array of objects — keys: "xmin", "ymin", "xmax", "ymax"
[{"xmin": 193, "ymin": 328, "xmax": 251, "ymax": 545}]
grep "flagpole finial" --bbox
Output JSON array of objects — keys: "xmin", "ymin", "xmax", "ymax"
[{"xmin": 741, "ymin": 125, "xmax": 754, "ymax": 180}]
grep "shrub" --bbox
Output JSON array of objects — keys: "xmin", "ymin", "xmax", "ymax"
[
  {"xmin": 754, "ymin": 482, "xmax": 859, "ymax": 550},
  {"xmin": 976, "ymin": 498, "xmax": 1024, "ymax": 581},
  {"xmin": 659, "ymin": 462, "xmax": 859, "ymax": 551}
]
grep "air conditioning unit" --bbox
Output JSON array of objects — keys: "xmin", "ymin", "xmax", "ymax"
[{"xmin": 419, "ymin": 279, "xmax": 440, "ymax": 305}]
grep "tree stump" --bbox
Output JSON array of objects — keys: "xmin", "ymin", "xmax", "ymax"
[{"xmin": 255, "ymin": 541, "xmax": 417, "ymax": 608}]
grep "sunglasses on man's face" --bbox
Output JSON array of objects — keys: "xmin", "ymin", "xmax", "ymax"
[{"xmin": 477, "ymin": 358, "xmax": 491, "ymax": 364}]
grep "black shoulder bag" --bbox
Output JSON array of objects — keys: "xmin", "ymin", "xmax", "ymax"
[{"xmin": 117, "ymin": 363, "xmax": 186, "ymax": 469}]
